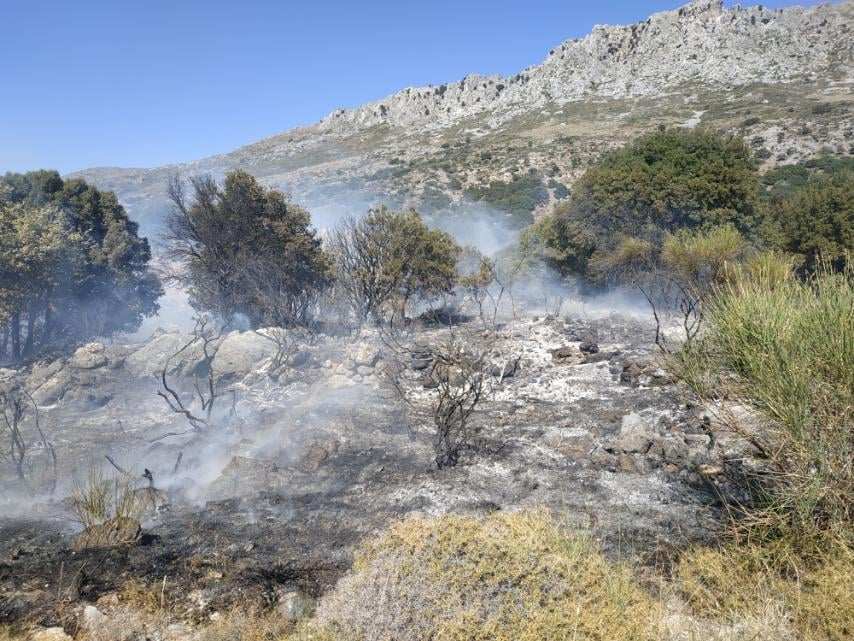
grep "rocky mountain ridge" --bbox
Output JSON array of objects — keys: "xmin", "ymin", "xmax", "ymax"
[
  {"xmin": 72, "ymin": 0, "xmax": 854, "ymax": 237},
  {"xmin": 317, "ymin": 0, "xmax": 852, "ymax": 133}
]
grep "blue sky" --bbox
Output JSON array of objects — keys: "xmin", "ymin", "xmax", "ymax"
[{"xmin": 0, "ymin": 0, "xmax": 826, "ymax": 174}]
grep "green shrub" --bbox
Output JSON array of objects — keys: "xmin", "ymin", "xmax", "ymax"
[
  {"xmin": 167, "ymin": 170, "xmax": 332, "ymax": 328},
  {"xmin": 682, "ymin": 263, "xmax": 853, "ymax": 546},
  {"xmin": 764, "ymin": 170, "xmax": 853, "ymax": 274},
  {"xmin": 329, "ymin": 208, "xmax": 460, "ymax": 322},
  {"xmin": 465, "ymin": 175, "xmax": 548, "ymax": 225},
  {"xmin": 535, "ymin": 129, "xmax": 761, "ymax": 280}
]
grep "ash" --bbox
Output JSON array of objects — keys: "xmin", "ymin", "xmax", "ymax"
[{"xmin": 0, "ymin": 311, "xmax": 753, "ymax": 626}]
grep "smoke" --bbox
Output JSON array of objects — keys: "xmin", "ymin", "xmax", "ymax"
[
  {"xmin": 1, "ymin": 172, "xmax": 661, "ymax": 524},
  {"xmin": 428, "ymin": 202, "xmax": 522, "ymax": 256}
]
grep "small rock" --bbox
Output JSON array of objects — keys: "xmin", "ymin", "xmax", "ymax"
[
  {"xmin": 490, "ymin": 357, "xmax": 520, "ymax": 380},
  {"xmin": 69, "ymin": 343, "xmax": 108, "ymax": 369},
  {"xmin": 410, "ymin": 354, "xmax": 433, "ymax": 371},
  {"xmin": 579, "ymin": 341, "xmax": 599, "ymax": 354},
  {"xmin": 590, "ymin": 446, "xmax": 617, "ymax": 470},
  {"xmin": 550, "ymin": 346, "xmax": 583, "ymax": 365},
  {"xmin": 356, "ymin": 365, "xmax": 374, "ymax": 376},
  {"xmin": 277, "ymin": 590, "xmax": 316, "ymax": 622},
  {"xmin": 290, "ymin": 350, "xmax": 311, "ymax": 367},
  {"xmin": 609, "ymin": 413, "xmax": 655, "ymax": 454},
  {"xmin": 82, "ymin": 604, "xmax": 108, "ymax": 630},
  {"xmin": 30, "ymin": 628, "xmax": 72, "ymax": 641},
  {"xmin": 350, "ymin": 344, "xmax": 381, "ymax": 368}
]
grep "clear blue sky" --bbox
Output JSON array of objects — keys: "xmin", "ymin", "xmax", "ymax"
[{"xmin": 0, "ymin": 0, "xmax": 825, "ymax": 174}]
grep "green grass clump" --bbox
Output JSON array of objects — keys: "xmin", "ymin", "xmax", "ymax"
[
  {"xmin": 292, "ymin": 510, "xmax": 659, "ymax": 641},
  {"xmin": 700, "ymin": 262, "xmax": 852, "ymax": 544}
]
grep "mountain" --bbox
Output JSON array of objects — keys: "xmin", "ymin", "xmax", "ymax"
[{"xmin": 72, "ymin": 0, "xmax": 854, "ymax": 238}]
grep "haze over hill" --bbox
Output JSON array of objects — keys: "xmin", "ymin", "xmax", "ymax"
[{"xmin": 74, "ymin": 0, "xmax": 854, "ymax": 238}]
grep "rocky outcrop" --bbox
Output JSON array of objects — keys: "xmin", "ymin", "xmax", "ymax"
[{"xmin": 317, "ymin": 0, "xmax": 853, "ymax": 133}]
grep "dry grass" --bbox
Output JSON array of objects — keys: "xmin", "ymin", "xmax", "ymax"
[
  {"xmin": 70, "ymin": 468, "xmax": 143, "ymax": 528},
  {"xmin": 291, "ymin": 510, "xmax": 660, "ymax": 641},
  {"xmin": 0, "ymin": 627, "xmax": 25, "ymax": 641},
  {"xmin": 675, "ymin": 542, "xmax": 853, "ymax": 641}
]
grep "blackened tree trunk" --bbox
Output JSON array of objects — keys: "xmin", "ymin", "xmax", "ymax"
[
  {"xmin": 0, "ymin": 323, "xmax": 8, "ymax": 361},
  {"xmin": 22, "ymin": 304, "xmax": 36, "ymax": 357},
  {"xmin": 10, "ymin": 312, "xmax": 21, "ymax": 362}
]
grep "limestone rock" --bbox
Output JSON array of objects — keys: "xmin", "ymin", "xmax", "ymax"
[
  {"xmin": 125, "ymin": 332, "xmax": 203, "ymax": 378},
  {"xmin": 69, "ymin": 342, "xmax": 108, "ymax": 370},
  {"xmin": 81, "ymin": 604, "xmax": 108, "ymax": 630},
  {"xmin": 212, "ymin": 331, "xmax": 278, "ymax": 381},
  {"xmin": 609, "ymin": 413, "xmax": 656, "ymax": 454},
  {"xmin": 30, "ymin": 628, "xmax": 73, "ymax": 641},
  {"xmin": 348, "ymin": 344, "xmax": 382, "ymax": 368}
]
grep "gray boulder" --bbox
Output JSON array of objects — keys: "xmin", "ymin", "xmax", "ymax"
[
  {"xmin": 609, "ymin": 412, "xmax": 656, "ymax": 454},
  {"xmin": 212, "ymin": 331, "xmax": 278, "ymax": 381},
  {"xmin": 125, "ymin": 331, "xmax": 203, "ymax": 378},
  {"xmin": 69, "ymin": 342, "xmax": 108, "ymax": 370}
]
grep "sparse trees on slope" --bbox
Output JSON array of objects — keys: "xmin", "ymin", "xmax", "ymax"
[{"xmin": 167, "ymin": 170, "xmax": 331, "ymax": 328}]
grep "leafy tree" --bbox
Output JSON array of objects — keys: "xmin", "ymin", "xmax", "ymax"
[
  {"xmin": 330, "ymin": 207, "xmax": 460, "ymax": 323},
  {"xmin": 763, "ymin": 169, "xmax": 853, "ymax": 274},
  {"xmin": 0, "ymin": 171, "xmax": 161, "ymax": 362},
  {"xmin": 534, "ymin": 129, "xmax": 761, "ymax": 280},
  {"xmin": 167, "ymin": 171, "xmax": 331, "ymax": 328}
]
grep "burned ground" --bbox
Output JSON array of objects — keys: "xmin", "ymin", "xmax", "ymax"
[{"xmin": 0, "ymin": 312, "xmax": 748, "ymax": 629}]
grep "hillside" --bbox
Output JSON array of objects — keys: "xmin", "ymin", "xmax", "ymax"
[{"xmin": 73, "ymin": 0, "xmax": 854, "ymax": 237}]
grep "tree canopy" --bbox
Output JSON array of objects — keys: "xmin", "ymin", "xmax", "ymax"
[
  {"xmin": 0, "ymin": 171, "xmax": 162, "ymax": 362},
  {"xmin": 330, "ymin": 207, "xmax": 461, "ymax": 323},
  {"xmin": 167, "ymin": 170, "xmax": 332, "ymax": 328},
  {"xmin": 763, "ymin": 168, "xmax": 853, "ymax": 274},
  {"xmin": 534, "ymin": 129, "xmax": 762, "ymax": 281}
]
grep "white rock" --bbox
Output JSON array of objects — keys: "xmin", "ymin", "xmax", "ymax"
[
  {"xmin": 81, "ymin": 604, "xmax": 108, "ymax": 629},
  {"xmin": 31, "ymin": 628, "xmax": 73, "ymax": 641},
  {"xmin": 611, "ymin": 413, "xmax": 655, "ymax": 453},
  {"xmin": 69, "ymin": 343, "xmax": 108, "ymax": 369}
]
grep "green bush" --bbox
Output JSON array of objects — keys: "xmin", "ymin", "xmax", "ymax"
[
  {"xmin": 465, "ymin": 174, "xmax": 548, "ymax": 225},
  {"xmin": 681, "ymin": 263, "xmax": 853, "ymax": 546},
  {"xmin": 329, "ymin": 207, "xmax": 460, "ymax": 322},
  {"xmin": 167, "ymin": 170, "xmax": 331, "ymax": 328},
  {"xmin": 534, "ymin": 129, "xmax": 761, "ymax": 280},
  {"xmin": 763, "ymin": 169, "xmax": 853, "ymax": 274}
]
